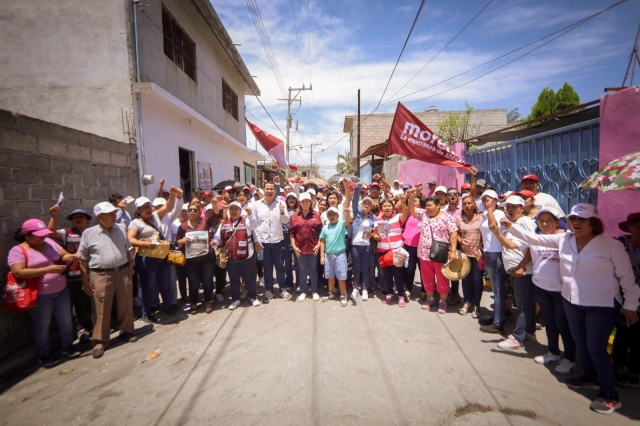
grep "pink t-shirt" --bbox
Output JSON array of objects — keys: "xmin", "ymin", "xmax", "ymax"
[
  {"xmin": 403, "ymin": 215, "xmax": 421, "ymax": 247},
  {"xmin": 7, "ymin": 240, "xmax": 66, "ymax": 295}
]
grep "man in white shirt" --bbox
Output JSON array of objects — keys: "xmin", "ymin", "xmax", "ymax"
[
  {"xmin": 475, "ymin": 179, "xmax": 487, "ymax": 213},
  {"xmin": 520, "ymin": 174, "xmax": 565, "ymax": 217},
  {"xmin": 391, "ymin": 180, "xmax": 404, "ymax": 197},
  {"xmin": 253, "ymin": 181, "xmax": 290, "ymax": 303}
]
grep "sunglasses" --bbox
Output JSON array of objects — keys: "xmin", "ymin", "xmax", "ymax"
[
  {"xmin": 188, "ymin": 208, "xmax": 199, "ymax": 212},
  {"xmin": 448, "ymin": 192, "xmax": 459, "ymax": 196}
]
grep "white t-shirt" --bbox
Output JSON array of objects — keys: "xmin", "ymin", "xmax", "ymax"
[
  {"xmin": 478, "ymin": 209, "xmax": 506, "ymax": 253},
  {"xmin": 476, "ymin": 197, "xmax": 486, "ymax": 213},
  {"xmin": 502, "ymin": 216, "xmax": 536, "ymax": 273},
  {"xmin": 534, "ymin": 192, "xmax": 565, "ymax": 217},
  {"xmin": 528, "ymin": 241, "xmax": 562, "ymax": 292},
  {"xmin": 171, "ymin": 218, "xmax": 182, "ymax": 242},
  {"xmin": 352, "ymin": 218, "xmax": 372, "ymax": 246}
]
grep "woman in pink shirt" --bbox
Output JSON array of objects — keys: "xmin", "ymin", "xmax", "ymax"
[
  {"xmin": 401, "ymin": 190, "xmax": 426, "ymax": 300},
  {"xmin": 7, "ymin": 219, "xmax": 79, "ymax": 368}
]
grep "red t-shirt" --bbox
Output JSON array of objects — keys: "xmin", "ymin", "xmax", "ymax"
[{"xmin": 289, "ymin": 211, "xmax": 323, "ymax": 254}]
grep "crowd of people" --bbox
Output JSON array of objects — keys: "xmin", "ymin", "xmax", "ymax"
[{"xmin": 6, "ymin": 171, "xmax": 639, "ymax": 415}]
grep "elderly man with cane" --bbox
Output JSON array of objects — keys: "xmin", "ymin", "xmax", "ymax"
[{"xmin": 78, "ymin": 202, "xmax": 138, "ymax": 359}]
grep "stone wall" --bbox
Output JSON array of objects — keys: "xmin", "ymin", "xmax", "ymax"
[{"xmin": 0, "ymin": 109, "xmax": 140, "ymax": 375}]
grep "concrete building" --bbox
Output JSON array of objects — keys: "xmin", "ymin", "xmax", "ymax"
[
  {"xmin": 0, "ymin": 0, "xmax": 262, "ymax": 380},
  {"xmin": 0, "ymin": 0, "xmax": 263, "ymax": 200},
  {"xmin": 343, "ymin": 106, "xmax": 508, "ymax": 170}
]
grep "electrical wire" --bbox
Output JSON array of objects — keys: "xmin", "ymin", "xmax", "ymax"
[
  {"xmin": 383, "ymin": 0, "xmax": 494, "ymax": 105},
  {"xmin": 376, "ymin": 0, "xmax": 427, "ymax": 108}
]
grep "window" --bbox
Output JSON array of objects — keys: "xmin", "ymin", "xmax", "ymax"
[
  {"xmin": 233, "ymin": 166, "xmax": 241, "ymax": 182},
  {"xmin": 244, "ymin": 163, "xmax": 255, "ymax": 184},
  {"xmin": 222, "ymin": 79, "xmax": 239, "ymax": 121},
  {"xmin": 162, "ymin": 5, "xmax": 197, "ymax": 81}
]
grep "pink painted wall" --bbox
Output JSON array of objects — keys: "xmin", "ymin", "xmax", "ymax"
[
  {"xmin": 397, "ymin": 142, "xmax": 466, "ymax": 191},
  {"xmin": 598, "ymin": 86, "xmax": 640, "ymax": 236}
]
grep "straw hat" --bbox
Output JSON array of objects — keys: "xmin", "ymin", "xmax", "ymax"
[{"xmin": 441, "ymin": 252, "xmax": 471, "ymax": 281}]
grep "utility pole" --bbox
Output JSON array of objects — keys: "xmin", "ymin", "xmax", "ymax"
[
  {"xmin": 278, "ymin": 85, "xmax": 313, "ymax": 177},
  {"xmin": 356, "ymin": 89, "xmax": 361, "ymax": 177},
  {"xmin": 309, "ymin": 142, "xmax": 322, "ymax": 178}
]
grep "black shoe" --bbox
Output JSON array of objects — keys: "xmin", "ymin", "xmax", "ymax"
[
  {"xmin": 39, "ymin": 353, "xmax": 58, "ymax": 368},
  {"xmin": 142, "ymin": 314, "xmax": 159, "ymax": 324},
  {"xmin": 119, "ymin": 332, "xmax": 139, "ymax": 343},
  {"xmin": 628, "ymin": 374, "xmax": 639, "ymax": 389},
  {"xmin": 92, "ymin": 348, "xmax": 105, "ymax": 359},
  {"xmin": 62, "ymin": 346, "xmax": 81, "ymax": 359},
  {"xmin": 164, "ymin": 305, "xmax": 179, "ymax": 316},
  {"xmin": 479, "ymin": 324, "xmax": 505, "ymax": 334},
  {"xmin": 478, "ymin": 317, "xmax": 494, "ymax": 326},
  {"xmin": 262, "ymin": 291, "xmax": 274, "ymax": 304},
  {"xmin": 615, "ymin": 371, "xmax": 628, "ymax": 387},
  {"xmin": 566, "ymin": 375, "xmax": 599, "ymax": 390}
]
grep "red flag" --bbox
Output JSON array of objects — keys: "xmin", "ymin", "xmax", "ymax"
[
  {"xmin": 245, "ymin": 118, "xmax": 297, "ymax": 172},
  {"xmin": 386, "ymin": 102, "xmax": 473, "ymax": 170}
]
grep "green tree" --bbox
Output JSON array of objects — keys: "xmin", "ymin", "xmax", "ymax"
[
  {"xmin": 556, "ymin": 82, "xmax": 581, "ymax": 111},
  {"xmin": 529, "ymin": 87, "xmax": 558, "ymax": 120},
  {"xmin": 336, "ymin": 151, "xmax": 356, "ymax": 174},
  {"xmin": 507, "ymin": 107, "xmax": 521, "ymax": 123},
  {"xmin": 435, "ymin": 101, "xmax": 482, "ymax": 145}
]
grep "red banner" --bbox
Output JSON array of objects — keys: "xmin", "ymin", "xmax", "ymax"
[
  {"xmin": 246, "ymin": 118, "xmax": 297, "ymax": 172},
  {"xmin": 386, "ymin": 102, "xmax": 473, "ymax": 170}
]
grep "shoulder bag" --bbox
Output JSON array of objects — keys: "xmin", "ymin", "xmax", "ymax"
[
  {"xmin": 2, "ymin": 246, "xmax": 40, "ymax": 313},
  {"xmin": 428, "ymin": 216, "xmax": 450, "ymax": 264}
]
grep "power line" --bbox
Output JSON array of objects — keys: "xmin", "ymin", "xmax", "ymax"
[
  {"xmin": 383, "ymin": 0, "xmax": 494, "ymax": 104},
  {"xmin": 291, "ymin": 0, "xmax": 306, "ymax": 83},
  {"xmin": 384, "ymin": 0, "xmax": 628, "ymax": 105},
  {"xmin": 376, "ymin": 0, "xmax": 427, "ymax": 108},
  {"xmin": 395, "ymin": 0, "xmax": 629, "ymax": 105}
]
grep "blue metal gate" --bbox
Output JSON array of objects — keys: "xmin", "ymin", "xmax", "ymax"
[{"xmin": 464, "ymin": 118, "xmax": 600, "ymax": 215}]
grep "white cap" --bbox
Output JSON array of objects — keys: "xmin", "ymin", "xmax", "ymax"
[
  {"xmin": 286, "ymin": 192, "xmax": 298, "ymax": 199},
  {"xmin": 306, "ymin": 188, "xmax": 317, "ymax": 196},
  {"xmin": 500, "ymin": 195, "xmax": 525, "ymax": 208},
  {"xmin": 93, "ymin": 202, "xmax": 118, "ymax": 216},
  {"xmin": 481, "ymin": 190, "xmax": 499, "ymax": 201},
  {"xmin": 535, "ymin": 207, "xmax": 561, "ymax": 221},
  {"xmin": 152, "ymin": 197, "xmax": 166, "ymax": 207},
  {"xmin": 326, "ymin": 206, "xmax": 339, "ymax": 215},
  {"xmin": 361, "ymin": 196, "xmax": 373, "ymax": 203},
  {"xmin": 134, "ymin": 197, "xmax": 151, "ymax": 208},
  {"xmin": 568, "ymin": 203, "xmax": 599, "ymax": 219},
  {"xmin": 228, "ymin": 201, "xmax": 243, "ymax": 210},
  {"xmin": 393, "ymin": 179, "xmax": 400, "ymax": 184},
  {"xmin": 182, "ymin": 204, "xmax": 188, "ymax": 211},
  {"xmin": 435, "ymin": 186, "xmax": 447, "ymax": 194},
  {"xmin": 298, "ymin": 192, "xmax": 311, "ymax": 202},
  {"xmin": 205, "ymin": 203, "xmax": 213, "ymax": 211}
]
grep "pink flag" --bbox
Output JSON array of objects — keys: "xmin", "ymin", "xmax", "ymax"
[{"xmin": 246, "ymin": 119, "xmax": 297, "ymax": 172}]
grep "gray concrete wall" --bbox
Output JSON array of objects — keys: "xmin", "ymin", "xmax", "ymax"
[
  {"xmin": 136, "ymin": 0, "xmax": 248, "ymax": 145},
  {"xmin": 0, "ymin": 0, "xmax": 135, "ymax": 143},
  {"xmin": 0, "ymin": 109, "xmax": 139, "ymax": 377},
  {"xmin": 347, "ymin": 108, "xmax": 508, "ymax": 165}
]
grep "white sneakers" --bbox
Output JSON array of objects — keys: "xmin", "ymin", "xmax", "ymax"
[
  {"xmin": 533, "ymin": 352, "xmax": 575, "ymax": 374},
  {"xmin": 340, "ymin": 296, "xmax": 348, "ymax": 307},
  {"xmin": 250, "ymin": 298, "xmax": 260, "ymax": 307},
  {"xmin": 362, "ymin": 290, "xmax": 368, "ymax": 301},
  {"xmin": 312, "ymin": 293, "xmax": 320, "ymax": 301},
  {"xmin": 298, "ymin": 293, "xmax": 307, "ymax": 302},
  {"xmin": 228, "ymin": 300, "xmax": 241, "ymax": 310},
  {"xmin": 351, "ymin": 288, "xmax": 359, "ymax": 300}
]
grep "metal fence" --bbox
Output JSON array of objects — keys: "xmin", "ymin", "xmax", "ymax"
[{"xmin": 465, "ymin": 118, "xmax": 600, "ymax": 214}]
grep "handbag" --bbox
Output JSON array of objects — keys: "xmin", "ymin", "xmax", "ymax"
[
  {"xmin": 2, "ymin": 246, "xmax": 40, "ymax": 313},
  {"xmin": 136, "ymin": 218, "xmax": 170, "ymax": 259},
  {"xmin": 428, "ymin": 217, "xmax": 450, "ymax": 264}
]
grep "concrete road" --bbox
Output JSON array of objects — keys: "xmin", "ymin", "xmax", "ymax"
[{"xmin": 0, "ymin": 287, "xmax": 638, "ymax": 426}]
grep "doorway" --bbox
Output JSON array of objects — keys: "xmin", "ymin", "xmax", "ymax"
[{"xmin": 178, "ymin": 148, "xmax": 194, "ymax": 201}]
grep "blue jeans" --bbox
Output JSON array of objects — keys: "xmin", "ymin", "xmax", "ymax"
[
  {"xmin": 135, "ymin": 256, "xmax": 173, "ymax": 316},
  {"xmin": 28, "ymin": 287, "xmax": 74, "ymax": 357},
  {"xmin": 297, "ymin": 254, "xmax": 318, "ymax": 292},
  {"xmin": 564, "ymin": 299, "xmax": 618, "ymax": 395},
  {"xmin": 227, "ymin": 254, "xmax": 257, "ymax": 301},
  {"xmin": 534, "ymin": 285, "xmax": 576, "ymax": 361},
  {"xmin": 484, "ymin": 252, "xmax": 506, "ymax": 327},
  {"xmin": 461, "ymin": 257, "xmax": 483, "ymax": 306},
  {"xmin": 352, "ymin": 245, "xmax": 370, "ymax": 289},
  {"xmin": 262, "ymin": 241, "xmax": 286, "ymax": 292},
  {"xmin": 186, "ymin": 257, "xmax": 214, "ymax": 304},
  {"xmin": 369, "ymin": 243, "xmax": 382, "ymax": 288},
  {"xmin": 283, "ymin": 242, "xmax": 298, "ymax": 289},
  {"xmin": 511, "ymin": 274, "xmax": 536, "ymax": 343}
]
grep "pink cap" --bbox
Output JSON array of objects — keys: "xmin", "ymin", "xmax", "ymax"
[{"xmin": 22, "ymin": 219, "xmax": 53, "ymax": 237}]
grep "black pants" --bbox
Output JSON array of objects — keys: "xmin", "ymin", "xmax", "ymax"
[
  {"xmin": 382, "ymin": 262, "xmax": 405, "ymax": 295},
  {"xmin": 176, "ymin": 264, "xmax": 188, "ymax": 300},
  {"xmin": 612, "ymin": 320, "xmax": 640, "ymax": 374},
  {"xmin": 214, "ymin": 262, "xmax": 227, "ymax": 295},
  {"xmin": 67, "ymin": 278, "xmax": 93, "ymax": 332},
  {"xmin": 402, "ymin": 245, "xmax": 420, "ymax": 292}
]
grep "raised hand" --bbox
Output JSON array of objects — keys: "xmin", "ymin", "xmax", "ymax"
[
  {"xmin": 500, "ymin": 218, "xmax": 512, "ymax": 229},
  {"xmin": 169, "ymin": 185, "xmax": 178, "ymax": 195},
  {"xmin": 274, "ymin": 175, "xmax": 280, "ymax": 184},
  {"xmin": 294, "ymin": 175, "xmax": 301, "ymax": 183},
  {"xmin": 175, "ymin": 188, "xmax": 184, "ymax": 199},
  {"xmin": 244, "ymin": 206, "xmax": 252, "ymax": 216},
  {"xmin": 49, "ymin": 205, "xmax": 60, "ymax": 218},
  {"xmin": 470, "ymin": 167, "xmax": 478, "ymax": 176},
  {"xmin": 279, "ymin": 202, "xmax": 285, "ymax": 215}
]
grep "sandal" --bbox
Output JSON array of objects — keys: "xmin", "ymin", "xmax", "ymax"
[
  {"xmin": 471, "ymin": 306, "xmax": 480, "ymax": 319},
  {"xmin": 458, "ymin": 303, "xmax": 470, "ymax": 316}
]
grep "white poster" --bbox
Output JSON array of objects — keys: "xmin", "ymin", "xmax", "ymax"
[{"xmin": 198, "ymin": 162, "xmax": 213, "ymax": 189}]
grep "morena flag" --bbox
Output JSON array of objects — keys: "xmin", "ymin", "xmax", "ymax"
[
  {"xmin": 386, "ymin": 102, "xmax": 473, "ymax": 170},
  {"xmin": 246, "ymin": 119, "xmax": 297, "ymax": 173}
]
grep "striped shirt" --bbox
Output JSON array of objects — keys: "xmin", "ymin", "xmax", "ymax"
[{"xmin": 374, "ymin": 214, "xmax": 404, "ymax": 252}]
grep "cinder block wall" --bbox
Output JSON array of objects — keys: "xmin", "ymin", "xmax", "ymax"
[{"xmin": 0, "ymin": 109, "xmax": 140, "ymax": 373}]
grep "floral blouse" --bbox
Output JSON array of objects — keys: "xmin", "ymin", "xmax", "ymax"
[{"xmin": 415, "ymin": 209, "xmax": 458, "ymax": 261}]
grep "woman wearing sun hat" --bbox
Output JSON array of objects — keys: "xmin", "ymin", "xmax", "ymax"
[
  {"xmin": 7, "ymin": 219, "xmax": 80, "ymax": 367},
  {"xmin": 501, "ymin": 203, "xmax": 640, "ymax": 414},
  {"xmin": 612, "ymin": 212, "xmax": 640, "ymax": 388}
]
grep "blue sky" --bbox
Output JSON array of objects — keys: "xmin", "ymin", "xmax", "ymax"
[{"xmin": 213, "ymin": 0, "xmax": 639, "ymax": 177}]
